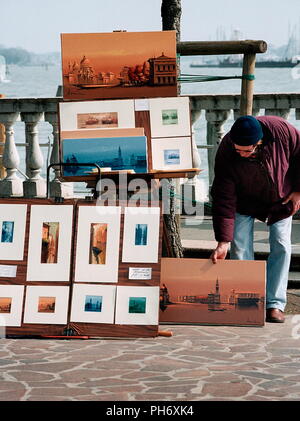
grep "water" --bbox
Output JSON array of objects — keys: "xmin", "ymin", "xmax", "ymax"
[{"xmin": 1, "ymin": 58, "xmax": 300, "ymax": 197}]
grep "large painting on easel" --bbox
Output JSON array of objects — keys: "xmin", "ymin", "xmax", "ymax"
[
  {"xmin": 61, "ymin": 31, "xmax": 177, "ymax": 100},
  {"xmin": 159, "ymin": 258, "xmax": 266, "ymax": 326}
]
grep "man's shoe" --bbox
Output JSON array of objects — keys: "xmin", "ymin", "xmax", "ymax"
[{"xmin": 266, "ymin": 308, "xmax": 285, "ymax": 323}]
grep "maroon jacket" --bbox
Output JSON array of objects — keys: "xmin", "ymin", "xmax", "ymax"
[{"xmin": 211, "ymin": 115, "xmax": 300, "ymax": 242}]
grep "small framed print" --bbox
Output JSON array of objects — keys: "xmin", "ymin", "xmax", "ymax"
[
  {"xmin": 23, "ymin": 286, "xmax": 69, "ymax": 325},
  {"xmin": 59, "ymin": 99, "xmax": 135, "ymax": 132},
  {"xmin": 70, "ymin": 284, "xmax": 116, "ymax": 324},
  {"xmin": 122, "ymin": 207, "xmax": 160, "ymax": 263},
  {"xmin": 151, "ymin": 137, "xmax": 193, "ymax": 171},
  {"xmin": 0, "ymin": 204, "xmax": 27, "ymax": 261},
  {"xmin": 0, "ymin": 285, "xmax": 24, "ymax": 327},
  {"xmin": 149, "ymin": 97, "xmax": 191, "ymax": 138},
  {"xmin": 26, "ymin": 205, "xmax": 74, "ymax": 282},
  {"xmin": 74, "ymin": 206, "xmax": 121, "ymax": 283},
  {"xmin": 115, "ymin": 286, "xmax": 160, "ymax": 325}
]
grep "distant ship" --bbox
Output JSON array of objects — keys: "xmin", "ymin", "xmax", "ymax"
[{"xmin": 190, "ymin": 56, "xmax": 300, "ymax": 68}]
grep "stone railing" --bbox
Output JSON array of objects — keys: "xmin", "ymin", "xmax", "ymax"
[{"xmin": 0, "ymin": 93, "xmax": 299, "ymax": 198}]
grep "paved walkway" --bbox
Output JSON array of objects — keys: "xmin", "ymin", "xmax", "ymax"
[{"xmin": 1, "ymin": 317, "xmax": 300, "ymax": 401}]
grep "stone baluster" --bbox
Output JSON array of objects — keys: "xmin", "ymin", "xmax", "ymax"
[
  {"xmin": 21, "ymin": 112, "xmax": 46, "ymax": 198},
  {"xmin": 44, "ymin": 111, "xmax": 73, "ymax": 198},
  {"xmin": 0, "ymin": 112, "xmax": 23, "ymax": 197},
  {"xmin": 233, "ymin": 108, "xmax": 260, "ymax": 120},
  {"xmin": 205, "ymin": 110, "xmax": 230, "ymax": 193},
  {"xmin": 265, "ymin": 109, "xmax": 291, "ymax": 119}
]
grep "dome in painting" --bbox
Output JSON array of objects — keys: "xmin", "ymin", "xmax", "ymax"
[{"xmin": 80, "ymin": 56, "xmax": 92, "ymax": 68}]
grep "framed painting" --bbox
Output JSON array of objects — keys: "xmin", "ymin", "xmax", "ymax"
[
  {"xmin": 151, "ymin": 137, "xmax": 193, "ymax": 171},
  {"xmin": 0, "ymin": 285, "xmax": 24, "ymax": 327},
  {"xmin": 115, "ymin": 286, "xmax": 160, "ymax": 325},
  {"xmin": 70, "ymin": 284, "xmax": 116, "ymax": 324},
  {"xmin": 62, "ymin": 135, "xmax": 148, "ymax": 176},
  {"xmin": 26, "ymin": 205, "xmax": 74, "ymax": 282},
  {"xmin": 0, "ymin": 204, "xmax": 27, "ymax": 261},
  {"xmin": 149, "ymin": 97, "xmax": 191, "ymax": 138},
  {"xmin": 61, "ymin": 31, "xmax": 177, "ymax": 100},
  {"xmin": 23, "ymin": 286, "xmax": 69, "ymax": 325},
  {"xmin": 74, "ymin": 206, "xmax": 121, "ymax": 283},
  {"xmin": 159, "ymin": 258, "xmax": 266, "ymax": 327},
  {"xmin": 59, "ymin": 99, "xmax": 135, "ymax": 132},
  {"xmin": 122, "ymin": 207, "xmax": 160, "ymax": 263}
]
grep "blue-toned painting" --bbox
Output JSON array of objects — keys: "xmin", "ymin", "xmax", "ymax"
[
  {"xmin": 63, "ymin": 136, "xmax": 147, "ymax": 176},
  {"xmin": 128, "ymin": 296, "xmax": 146, "ymax": 314},
  {"xmin": 1, "ymin": 221, "xmax": 14, "ymax": 243},
  {"xmin": 135, "ymin": 224, "xmax": 148, "ymax": 246},
  {"xmin": 84, "ymin": 295, "xmax": 102, "ymax": 312}
]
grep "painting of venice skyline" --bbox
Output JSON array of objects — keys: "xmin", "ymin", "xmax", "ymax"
[
  {"xmin": 41, "ymin": 222, "xmax": 60, "ymax": 264},
  {"xmin": 61, "ymin": 31, "xmax": 177, "ymax": 100},
  {"xmin": 159, "ymin": 258, "xmax": 266, "ymax": 326},
  {"xmin": 1, "ymin": 221, "xmax": 14, "ymax": 243},
  {"xmin": 63, "ymin": 136, "xmax": 147, "ymax": 176}
]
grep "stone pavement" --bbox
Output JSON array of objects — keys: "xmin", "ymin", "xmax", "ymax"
[{"xmin": 1, "ymin": 316, "xmax": 300, "ymax": 402}]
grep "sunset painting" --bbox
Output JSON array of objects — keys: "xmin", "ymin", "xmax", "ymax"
[
  {"xmin": 159, "ymin": 258, "xmax": 266, "ymax": 326},
  {"xmin": 61, "ymin": 31, "xmax": 177, "ymax": 100}
]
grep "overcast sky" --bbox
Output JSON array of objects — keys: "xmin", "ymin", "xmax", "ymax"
[{"xmin": 1, "ymin": 0, "xmax": 300, "ymax": 53}]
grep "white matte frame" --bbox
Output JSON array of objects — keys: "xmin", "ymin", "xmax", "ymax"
[
  {"xmin": 115, "ymin": 286, "xmax": 160, "ymax": 325},
  {"xmin": 59, "ymin": 99, "xmax": 135, "ymax": 132},
  {"xmin": 0, "ymin": 285, "xmax": 24, "ymax": 327},
  {"xmin": 26, "ymin": 205, "xmax": 74, "ymax": 282},
  {"xmin": 23, "ymin": 286, "xmax": 69, "ymax": 325},
  {"xmin": 70, "ymin": 284, "xmax": 116, "ymax": 324},
  {"xmin": 122, "ymin": 207, "xmax": 160, "ymax": 263},
  {"xmin": 149, "ymin": 96, "xmax": 191, "ymax": 138},
  {"xmin": 151, "ymin": 137, "xmax": 193, "ymax": 171},
  {"xmin": 0, "ymin": 204, "xmax": 27, "ymax": 261},
  {"xmin": 74, "ymin": 206, "xmax": 121, "ymax": 283}
]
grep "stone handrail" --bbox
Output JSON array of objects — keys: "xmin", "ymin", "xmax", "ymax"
[{"xmin": 0, "ymin": 93, "xmax": 299, "ymax": 198}]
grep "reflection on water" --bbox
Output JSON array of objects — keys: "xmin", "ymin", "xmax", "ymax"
[{"xmin": 159, "ymin": 301, "xmax": 265, "ymax": 326}]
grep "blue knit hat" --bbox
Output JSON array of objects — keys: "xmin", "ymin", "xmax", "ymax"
[{"xmin": 230, "ymin": 115, "xmax": 263, "ymax": 146}]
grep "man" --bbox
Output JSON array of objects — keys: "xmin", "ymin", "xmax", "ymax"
[{"xmin": 210, "ymin": 115, "xmax": 300, "ymax": 323}]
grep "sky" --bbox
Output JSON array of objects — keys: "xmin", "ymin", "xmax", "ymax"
[{"xmin": 0, "ymin": 0, "xmax": 300, "ymax": 53}]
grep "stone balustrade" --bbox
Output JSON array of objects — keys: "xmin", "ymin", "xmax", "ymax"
[{"xmin": 0, "ymin": 93, "xmax": 299, "ymax": 199}]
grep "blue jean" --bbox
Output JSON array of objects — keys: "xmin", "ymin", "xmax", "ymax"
[{"xmin": 230, "ymin": 213, "xmax": 292, "ymax": 311}]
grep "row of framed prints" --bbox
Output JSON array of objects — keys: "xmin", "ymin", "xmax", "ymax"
[
  {"xmin": 1, "ymin": 285, "xmax": 159, "ymax": 327},
  {"xmin": 59, "ymin": 96, "xmax": 194, "ymax": 176},
  {"xmin": 0, "ymin": 199, "xmax": 163, "ymax": 337}
]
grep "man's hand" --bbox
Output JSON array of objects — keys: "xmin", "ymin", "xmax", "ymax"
[
  {"xmin": 282, "ymin": 191, "xmax": 300, "ymax": 215},
  {"xmin": 210, "ymin": 242, "xmax": 230, "ymax": 264}
]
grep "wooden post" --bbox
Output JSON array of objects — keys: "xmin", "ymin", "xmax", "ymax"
[
  {"xmin": 240, "ymin": 53, "xmax": 256, "ymax": 116},
  {"xmin": 0, "ymin": 94, "xmax": 6, "ymax": 179}
]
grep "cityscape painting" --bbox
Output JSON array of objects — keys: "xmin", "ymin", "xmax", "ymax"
[
  {"xmin": 159, "ymin": 258, "xmax": 266, "ymax": 326},
  {"xmin": 41, "ymin": 222, "xmax": 59, "ymax": 264},
  {"xmin": 0, "ymin": 297, "xmax": 12, "ymax": 313},
  {"xmin": 135, "ymin": 224, "xmax": 148, "ymax": 246},
  {"xmin": 1, "ymin": 221, "xmax": 14, "ymax": 243},
  {"xmin": 38, "ymin": 296, "xmax": 56, "ymax": 313},
  {"xmin": 77, "ymin": 112, "xmax": 118, "ymax": 129},
  {"xmin": 89, "ymin": 223, "xmax": 107, "ymax": 265},
  {"xmin": 128, "ymin": 297, "xmax": 146, "ymax": 314},
  {"xmin": 84, "ymin": 295, "xmax": 102, "ymax": 312},
  {"xmin": 62, "ymin": 135, "xmax": 148, "ymax": 176},
  {"xmin": 162, "ymin": 109, "xmax": 178, "ymax": 125},
  {"xmin": 61, "ymin": 31, "xmax": 177, "ymax": 100},
  {"xmin": 164, "ymin": 149, "xmax": 180, "ymax": 165}
]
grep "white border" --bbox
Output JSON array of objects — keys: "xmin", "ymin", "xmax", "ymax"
[
  {"xmin": 149, "ymin": 96, "xmax": 191, "ymax": 138},
  {"xmin": 151, "ymin": 137, "xmax": 193, "ymax": 171},
  {"xmin": 0, "ymin": 204, "xmax": 27, "ymax": 261},
  {"xmin": 0, "ymin": 285, "xmax": 24, "ymax": 327},
  {"xmin": 122, "ymin": 207, "xmax": 160, "ymax": 263},
  {"xmin": 59, "ymin": 99, "xmax": 135, "ymax": 132},
  {"xmin": 23, "ymin": 286, "xmax": 69, "ymax": 325},
  {"xmin": 26, "ymin": 205, "xmax": 73, "ymax": 282},
  {"xmin": 70, "ymin": 284, "xmax": 116, "ymax": 324},
  {"xmin": 115, "ymin": 286, "xmax": 160, "ymax": 325},
  {"xmin": 74, "ymin": 206, "xmax": 121, "ymax": 283}
]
